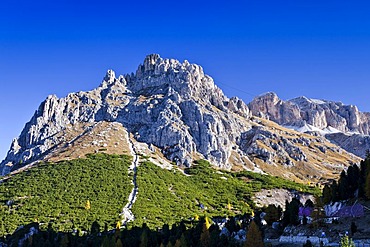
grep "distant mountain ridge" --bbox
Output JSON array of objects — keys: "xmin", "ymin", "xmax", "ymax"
[
  {"xmin": 0, "ymin": 55, "xmax": 361, "ymax": 183},
  {"xmin": 248, "ymin": 92, "xmax": 370, "ymax": 158}
]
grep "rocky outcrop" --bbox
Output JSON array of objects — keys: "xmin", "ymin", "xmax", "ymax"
[
  {"xmin": 0, "ymin": 54, "xmax": 252, "ymax": 175},
  {"xmin": 325, "ymin": 133, "xmax": 370, "ymax": 158},
  {"xmin": 239, "ymin": 126, "xmax": 307, "ymax": 165},
  {"xmin": 289, "ymin": 96, "xmax": 370, "ymax": 134},
  {"xmin": 249, "ymin": 93, "xmax": 370, "ymax": 135},
  {"xmin": 249, "ymin": 93, "xmax": 370, "ymax": 158},
  {"xmin": 253, "ymin": 188, "xmax": 314, "ymax": 208},
  {"xmin": 0, "ymin": 55, "xmax": 361, "ymax": 181},
  {"xmin": 248, "ymin": 92, "xmax": 301, "ymax": 125}
]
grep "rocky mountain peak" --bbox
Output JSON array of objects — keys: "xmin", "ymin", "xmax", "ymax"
[
  {"xmin": 290, "ymin": 96, "xmax": 327, "ymax": 105},
  {"xmin": 257, "ymin": 92, "xmax": 280, "ymax": 103},
  {"xmin": 100, "ymin": 69, "xmax": 127, "ymax": 89},
  {"xmin": 142, "ymin": 53, "xmax": 161, "ymax": 72},
  {"xmin": 0, "ymin": 54, "xmax": 253, "ymax": 175},
  {"xmin": 126, "ymin": 54, "xmax": 227, "ymax": 110},
  {"xmin": 248, "ymin": 92, "xmax": 301, "ymax": 125},
  {"xmin": 104, "ymin": 69, "xmax": 116, "ymax": 83},
  {"xmin": 0, "ymin": 55, "xmax": 362, "ymax": 181}
]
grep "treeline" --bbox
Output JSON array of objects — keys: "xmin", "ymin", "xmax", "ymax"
[
  {"xmin": 322, "ymin": 157, "xmax": 370, "ymax": 204},
  {"xmin": 2, "ymin": 216, "xmax": 265, "ymax": 247}
]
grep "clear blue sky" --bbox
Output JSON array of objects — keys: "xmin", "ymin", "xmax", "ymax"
[{"xmin": 1, "ymin": 0, "xmax": 370, "ymax": 160}]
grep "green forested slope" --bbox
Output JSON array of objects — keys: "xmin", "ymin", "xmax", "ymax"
[
  {"xmin": 0, "ymin": 155, "xmax": 319, "ymax": 237},
  {"xmin": 131, "ymin": 159, "xmax": 319, "ymax": 228},
  {"xmin": 0, "ymin": 154, "xmax": 132, "ymax": 235}
]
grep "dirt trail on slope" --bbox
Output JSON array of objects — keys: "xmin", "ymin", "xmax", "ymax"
[{"xmin": 120, "ymin": 133, "xmax": 139, "ymax": 226}]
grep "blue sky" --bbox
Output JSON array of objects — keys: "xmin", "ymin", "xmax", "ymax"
[{"xmin": 1, "ymin": 0, "xmax": 370, "ymax": 160}]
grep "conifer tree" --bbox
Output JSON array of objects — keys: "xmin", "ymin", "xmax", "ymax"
[
  {"xmin": 60, "ymin": 234, "xmax": 69, "ymax": 247},
  {"xmin": 116, "ymin": 238, "xmax": 123, "ymax": 247},
  {"xmin": 347, "ymin": 165, "xmax": 360, "ymax": 196},
  {"xmin": 102, "ymin": 236, "xmax": 115, "ymax": 247},
  {"xmin": 161, "ymin": 224, "xmax": 170, "ymax": 245},
  {"xmin": 140, "ymin": 227, "xmax": 149, "ymax": 247},
  {"xmin": 360, "ymin": 159, "xmax": 370, "ymax": 198},
  {"xmin": 180, "ymin": 233, "xmax": 188, "ymax": 247},
  {"xmin": 174, "ymin": 233, "xmax": 187, "ymax": 247},
  {"xmin": 244, "ymin": 220, "xmax": 264, "ymax": 247},
  {"xmin": 227, "ymin": 200, "xmax": 232, "ymax": 211},
  {"xmin": 90, "ymin": 221, "xmax": 100, "ymax": 234},
  {"xmin": 303, "ymin": 240, "xmax": 313, "ymax": 247},
  {"xmin": 359, "ymin": 160, "xmax": 367, "ymax": 197},
  {"xmin": 322, "ymin": 184, "xmax": 332, "ymax": 204},
  {"xmin": 85, "ymin": 199, "xmax": 91, "ymax": 210},
  {"xmin": 282, "ymin": 198, "xmax": 300, "ymax": 226},
  {"xmin": 205, "ymin": 216, "xmax": 211, "ymax": 229},
  {"xmin": 200, "ymin": 223, "xmax": 210, "ymax": 247},
  {"xmin": 174, "ymin": 239, "xmax": 181, "ymax": 247},
  {"xmin": 338, "ymin": 170, "xmax": 350, "ymax": 200},
  {"xmin": 116, "ymin": 221, "xmax": 121, "ymax": 230},
  {"xmin": 331, "ymin": 180, "xmax": 339, "ymax": 202},
  {"xmin": 365, "ymin": 171, "xmax": 370, "ymax": 199},
  {"xmin": 264, "ymin": 204, "xmax": 282, "ymax": 225},
  {"xmin": 304, "ymin": 199, "xmax": 314, "ymax": 208},
  {"xmin": 340, "ymin": 235, "xmax": 355, "ymax": 247}
]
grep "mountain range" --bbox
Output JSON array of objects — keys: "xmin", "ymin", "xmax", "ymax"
[
  {"xmin": 248, "ymin": 92, "xmax": 370, "ymax": 158},
  {"xmin": 0, "ymin": 54, "xmax": 366, "ymax": 183}
]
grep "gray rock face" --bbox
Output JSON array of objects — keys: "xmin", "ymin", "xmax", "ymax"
[
  {"xmin": 326, "ymin": 133, "xmax": 370, "ymax": 158},
  {"xmin": 0, "ymin": 55, "xmax": 362, "ymax": 178},
  {"xmin": 248, "ymin": 92, "xmax": 301, "ymax": 125},
  {"xmin": 289, "ymin": 96, "xmax": 370, "ymax": 134},
  {"xmin": 239, "ymin": 126, "xmax": 307, "ymax": 165},
  {"xmin": 249, "ymin": 93, "xmax": 370, "ymax": 134},
  {"xmin": 249, "ymin": 93, "xmax": 370, "ymax": 158},
  {"xmin": 0, "ymin": 54, "xmax": 252, "ymax": 175}
]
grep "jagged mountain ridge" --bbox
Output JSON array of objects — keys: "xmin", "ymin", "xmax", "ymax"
[
  {"xmin": 0, "ymin": 55, "xmax": 360, "ymax": 182},
  {"xmin": 1, "ymin": 54, "xmax": 251, "ymax": 175},
  {"xmin": 248, "ymin": 92, "xmax": 370, "ymax": 158}
]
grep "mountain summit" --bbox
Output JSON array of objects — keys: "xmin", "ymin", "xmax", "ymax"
[
  {"xmin": 0, "ymin": 55, "xmax": 360, "ymax": 182},
  {"xmin": 1, "ymin": 54, "xmax": 251, "ymax": 174}
]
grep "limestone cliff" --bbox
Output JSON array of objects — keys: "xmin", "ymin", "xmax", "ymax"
[
  {"xmin": 0, "ymin": 55, "xmax": 360, "ymax": 182},
  {"xmin": 249, "ymin": 92, "xmax": 370, "ymax": 158},
  {"xmin": 1, "ymin": 54, "xmax": 251, "ymax": 175},
  {"xmin": 249, "ymin": 92, "xmax": 370, "ymax": 135}
]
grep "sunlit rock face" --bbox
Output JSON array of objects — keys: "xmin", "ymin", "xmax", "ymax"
[
  {"xmin": 0, "ymin": 54, "xmax": 361, "ymax": 180},
  {"xmin": 0, "ymin": 54, "xmax": 252, "ymax": 174},
  {"xmin": 249, "ymin": 93, "xmax": 370, "ymax": 158},
  {"xmin": 249, "ymin": 93, "xmax": 370, "ymax": 135}
]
